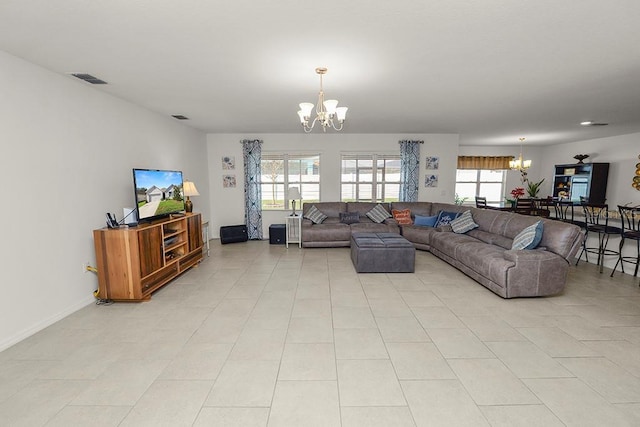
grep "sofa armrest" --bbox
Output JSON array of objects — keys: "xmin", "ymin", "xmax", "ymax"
[
  {"xmin": 503, "ymin": 248, "xmax": 559, "ymax": 263},
  {"xmin": 503, "ymin": 248, "xmax": 569, "ymax": 298}
]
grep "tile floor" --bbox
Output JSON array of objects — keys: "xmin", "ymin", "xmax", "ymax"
[{"xmin": 1, "ymin": 241, "xmax": 640, "ymax": 426}]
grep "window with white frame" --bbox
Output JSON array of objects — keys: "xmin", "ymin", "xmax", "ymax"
[
  {"xmin": 455, "ymin": 169, "xmax": 506, "ymax": 204},
  {"xmin": 341, "ymin": 154, "xmax": 401, "ymax": 202},
  {"xmin": 261, "ymin": 154, "xmax": 320, "ymax": 210}
]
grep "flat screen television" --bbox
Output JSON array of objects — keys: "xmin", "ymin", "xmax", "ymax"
[{"xmin": 132, "ymin": 168, "xmax": 185, "ymax": 223}]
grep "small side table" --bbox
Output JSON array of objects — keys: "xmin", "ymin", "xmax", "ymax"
[{"xmin": 285, "ymin": 215, "xmax": 302, "ymax": 248}]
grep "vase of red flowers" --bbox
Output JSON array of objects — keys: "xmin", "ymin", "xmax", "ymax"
[
  {"xmin": 507, "ymin": 187, "xmax": 525, "ymax": 207},
  {"xmin": 510, "ymin": 187, "xmax": 525, "ymax": 199}
]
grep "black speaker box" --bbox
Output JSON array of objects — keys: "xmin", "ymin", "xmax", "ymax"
[
  {"xmin": 220, "ymin": 224, "xmax": 248, "ymax": 244},
  {"xmin": 269, "ymin": 224, "xmax": 286, "ymax": 244}
]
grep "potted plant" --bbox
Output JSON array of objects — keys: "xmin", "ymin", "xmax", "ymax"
[
  {"xmin": 525, "ymin": 178, "xmax": 545, "ymax": 198},
  {"xmin": 454, "ymin": 193, "xmax": 468, "ymax": 205}
]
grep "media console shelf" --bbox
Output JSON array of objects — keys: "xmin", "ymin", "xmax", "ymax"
[{"xmin": 93, "ymin": 213, "xmax": 203, "ymax": 301}]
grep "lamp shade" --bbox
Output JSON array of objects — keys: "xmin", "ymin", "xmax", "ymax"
[
  {"xmin": 299, "ymin": 103, "xmax": 314, "ymax": 118},
  {"xmin": 183, "ymin": 180, "xmax": 200, "ymax": 197},
  {"xmin": 287, "ymin": 187, "xmax": 301, "ymax": 200},
  {"xmin": 323, "ymin": 99, "xmax": 338, "ymax": 115},
  {"xmin": 335, "ymin": 106, "xmax": 348, "ymax": 121}
]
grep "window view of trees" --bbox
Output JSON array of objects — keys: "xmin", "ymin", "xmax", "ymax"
[
  {"xmin": 455, "ymin": 169, "xmax": 506, "ymax": 204},
  {"xmin": 261, "ymin": 154, "xmax": 320, "ymax": 210},
  {"xmin": 341, "ymin": 154, "xmax": 401, "ymax": 202}
]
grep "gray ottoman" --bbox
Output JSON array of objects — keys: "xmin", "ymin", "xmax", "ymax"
[{"xmin": 351, "ymin": 232, "xmax": 415, "ymax": 273}]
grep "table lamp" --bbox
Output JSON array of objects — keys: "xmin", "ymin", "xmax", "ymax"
[
  {"xmin": 183, "ymin": 180, "xmax": 200, "ymax": 213},
  {"xmin": 287, "ymin": 187, "xmax": 302, "ymax": 216}
]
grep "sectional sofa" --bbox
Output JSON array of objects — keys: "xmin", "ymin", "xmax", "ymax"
[
  {"xmin": 301, "ymin": 201, "xmax": 584, "ymax": 298},
  {"xmin": 300, "ymin": 202, "xmax": 399, "ymax": 248}
]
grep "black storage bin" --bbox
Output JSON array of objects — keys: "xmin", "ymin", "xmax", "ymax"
[
  {"xmin": 269, "ymin": 224, "xmax": 286, "ymax": 244},
  {"xmin": 220, "ymin": 224, "xmax": 248, "ymax": 244}
]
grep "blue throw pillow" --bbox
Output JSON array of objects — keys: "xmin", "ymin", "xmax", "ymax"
[
  {"xmin": 511, "ymin": 221, "xmax": 544, "ymax": 250},
  {"xmin": 435, "ymin": 211, "xmax": 461, "ymax": 227},
  {"xmin": 414, "ymin": 215, "xmax": 438, "ymax": 227}
]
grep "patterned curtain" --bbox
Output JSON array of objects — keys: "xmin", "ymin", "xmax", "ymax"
[
  {"xmin": 399, "ymin": 140, "xmax": 423, "ymax": 202},
  {"xmin": 242, "ymin": 139, "xmax": 263, "ymax": 240}
]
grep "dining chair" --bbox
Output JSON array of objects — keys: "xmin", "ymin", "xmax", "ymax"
[
  {"xmin": 475, "ymin": 196, "xmax": 487, "ymax": 208},
  {"xmin": 533, "ymin": 197, "xmax": 552, "ymax": 217},
  {"xmin": 515, "ymin": 198, "xmax": 534, "ymax": 215}
]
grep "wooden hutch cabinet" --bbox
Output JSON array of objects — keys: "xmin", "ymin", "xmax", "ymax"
[
  {"xmin": 93, "ymin": 213, "xmax": 203, "ymax": 301},
  {"xmin": 552, "ymin": 163, "xmax": 609, "ymax": 205}
]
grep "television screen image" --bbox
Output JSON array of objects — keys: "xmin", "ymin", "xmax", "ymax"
[{"xmin": 133, "ymin": 169, "xmax": 185, "ymax": 222}]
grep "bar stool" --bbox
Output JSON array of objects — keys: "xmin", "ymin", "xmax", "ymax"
[
  {"xmin": 576, "ymin": 203, "xmax": 622, "ymax": 273},
  {"xmin": 554, "ymin": 200, "xmax": 584, "ymax": 227},
  {"xmin": 611, "ymin": 205, "xmax": 640, "ymax": 279}
]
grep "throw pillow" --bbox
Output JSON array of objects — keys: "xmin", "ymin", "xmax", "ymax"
[
  {"xmin": 304, "ymin": 205, "xmax": 328, "ymax": 224},
  {"xmin": 366, "ymin": 204, "xmax": 392, "ymax": 223},
  {"xmin": 339, "ymin": 212, "xmax": 360, "ymax": 224},
  {"xmin": 414, "ymin": 215, "xmax": 438, "ymax": 227},
  {"xmin": 511, "ymin": 220, "xmax": 544, "ymax": 250},
  {"xmin": 450, "ymin": 210, "xmax": 479, "ymax": 234},
  {"xmin": 392, "ymin": 209, "xmax": 413, "ymax": 225},
  {"xmin": 435, "ymin": 210, "xmax": 461, "ymax": 227}
]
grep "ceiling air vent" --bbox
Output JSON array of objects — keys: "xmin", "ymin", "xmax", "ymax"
[
  {"xmin": 70, "ymin": 73, "xmax": 108, "ymax": 84},
  {"xmin": 580, "ymin": 121, "xmax": 608, "ymax": 126},
  {"xmin": 172, "ymin": 115, "xmax": 189, "ymax": 120}
]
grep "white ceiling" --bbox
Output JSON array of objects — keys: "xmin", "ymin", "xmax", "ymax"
[{"xmin": 2, "ymin": 0, "xmax": 640, "ymax": 146}]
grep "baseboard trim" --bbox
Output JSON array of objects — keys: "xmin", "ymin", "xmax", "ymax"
[{"xmin": 0, "ymin": 295, "xmax": 96, "ymax": 352}]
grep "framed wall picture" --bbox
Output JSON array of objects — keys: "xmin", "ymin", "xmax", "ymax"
[
  {"xmin": 425, "ymin": 156, "xmax": 439, "ymax": 170},
  {"xmin": 222, "ymin": 156, "xmax": 235, "ymax": 170},
  {"xmin": 425, "ymin": 174, "xmax": 439, "ymax": 187},
  {"xmin": 223, "ymin": 174, "xmax": 236, "ymax": 188}
]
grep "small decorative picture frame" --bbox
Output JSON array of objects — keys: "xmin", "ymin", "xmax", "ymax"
[
  {"xmin": 223, "ymin": 174, "xmax": 236, "ymax": 188},
  {"xmin": 425, "ymin": 174, "xmax": 439, "ymax": 187},
  {"xmin": 222, "ymin": 156, "xmax": 235, "ymax": 170},
  {"xmin": 425, "ymin": 156, "xmax": 439, "ymax": 170}
]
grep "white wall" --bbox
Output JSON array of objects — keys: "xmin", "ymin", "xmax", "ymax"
[
  {"xmin": 0, "ymin": 50, "xmax": 209, "ymax": 351},
  {"xmin": 207, "ymin": 133, "xmax": 460, "ymax": 237}
]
